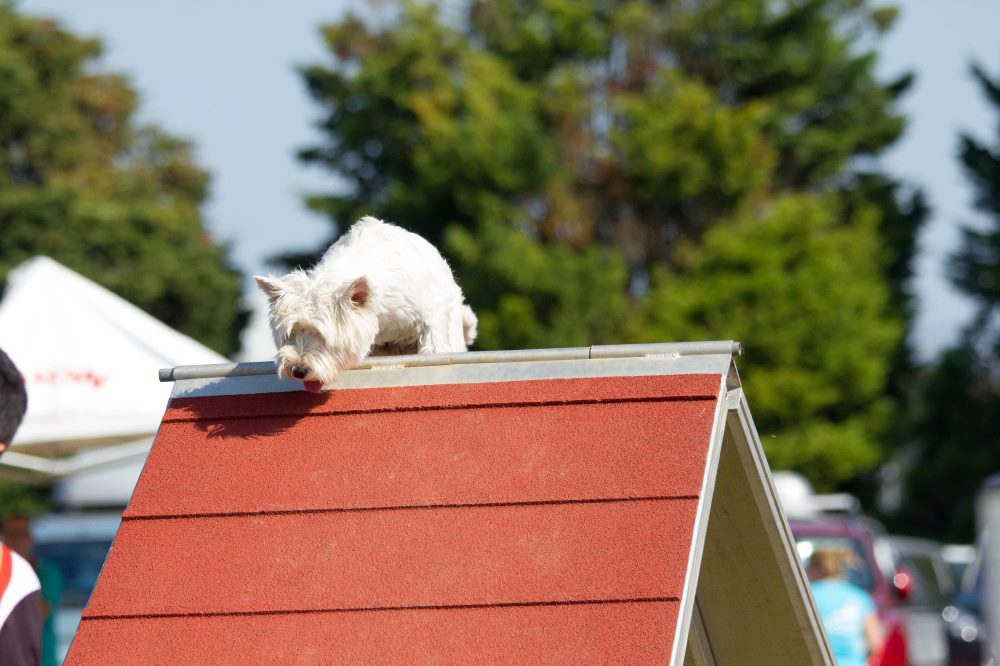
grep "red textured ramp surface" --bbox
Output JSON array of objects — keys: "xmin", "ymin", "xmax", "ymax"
[
  {"xmin": 163, "ymin": 374, "xmax": 720, "ymax": 422},
  {"xmin": 88, "ymin": 500, "xmax": 696, "ymax": 616},
  {"xmin": 68, "ymin": 373, "xmax": 723, "ymax": 665},
  {"xmin": 127, "ymin": 400, "xmax": 715, "ymax": 517},
  {"xmin": 71, "ymin": 601, "xmax": 680, "ymax": 666}
]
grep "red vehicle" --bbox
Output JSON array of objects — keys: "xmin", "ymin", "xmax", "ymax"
[{"xmin": 790, "ymin": 516, "xmax": 910, "ymax": 666}]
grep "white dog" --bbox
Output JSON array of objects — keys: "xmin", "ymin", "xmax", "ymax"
[{"xmin": 255, "ymin": 216, "xmax": 477, "ymax": 392}]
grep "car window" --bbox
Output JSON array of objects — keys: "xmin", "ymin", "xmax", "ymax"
[
  {"xmin": 796, "ymin": 536, "xmax": 876, "ymax": 592},
  {"xmin": 903, "ymin": 553, "xmax": 947, "ymax": 605}
]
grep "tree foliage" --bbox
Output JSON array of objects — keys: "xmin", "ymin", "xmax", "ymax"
[
  {"xmin": 895, "ymin": 339, "xmax": 1000, "ymax": 542},
  {"xmin": 893, "ymin": 62, "xmax": 1000, "ymax": 540},
  {"xmin": 0, "ymin": 4, "xmax": 247, "ymax": 355},
  {"xmin": 642, "ymin": 194, "xmax": 901, "ymax": 486},
  {"xmin": 950, "ymin": 63, "xmax": 1000, "ymax": 316},
  {"xmin": 297, "ymin": 0, "xmax": 922, "ymax": 486},
  {"xmin": 447, "ymin": 220, "xmax": 631, "ymax": 349},
  {"xmin": 0, "ymin": 478, "xmax": 51, "ymax": 516}
]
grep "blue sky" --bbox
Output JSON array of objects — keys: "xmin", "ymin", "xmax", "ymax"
[{"xmin": 19, "ymin": 0, "xmax": 1000, "ymax": 361}]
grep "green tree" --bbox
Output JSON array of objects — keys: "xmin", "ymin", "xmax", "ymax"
[
  {"xmin": 0, "ymin": 3, "xmax": 247, "ymax": 355},
  {"xmin": 0, "ymin": 478, "xmax": 50, "ymax": 515},
  {"xmin": 951, "ymin": 64, "xmax": 1000, "ymax": 321},
  {"xmin": 893, "ymin": 63, "xmax": 1000, "ymax": 540},
  {"xmin": 446, "ymin": 219, "xmax": 631, "ymax": 349},
  {"xmin": 642, "ymin": 194, "xmax": 901, "ymax": 487},
  {"xmin": 895, "ymin": 340, "xmax": 1000, "ymax": 541},
  {"xmin": 297, "ymin": 0, "xmax": 922, "ymax": 485}
]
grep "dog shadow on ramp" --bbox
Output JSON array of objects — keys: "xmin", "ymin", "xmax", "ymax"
[
  {"xmin": 166, "ymin": 388, "xmax": 331, "ymax": 441},
  {"xmin": 195, "ymin": 413, "xmax": 312, "ymax": 440}
]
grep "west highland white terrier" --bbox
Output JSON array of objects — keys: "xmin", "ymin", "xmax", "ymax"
[{"xmin": 255, "ymin": 216, "xmax": 477, "ymax": 392}]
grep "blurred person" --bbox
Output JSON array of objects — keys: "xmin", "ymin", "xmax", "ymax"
[
  {"xmin": 808, "ymin": 546, "xmax": 884, "ymax": 666},
  {"xmin": 2, "ymin": 516, "xmax": 62, "ymax": 666},
  {"xmin": 0, "ymin": 348, "xmax": 42, "ymax": 665}
]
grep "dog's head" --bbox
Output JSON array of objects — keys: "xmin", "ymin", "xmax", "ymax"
[{"xmin": 255, "ymin": 272, "xmax": 378, "ymax": 390}]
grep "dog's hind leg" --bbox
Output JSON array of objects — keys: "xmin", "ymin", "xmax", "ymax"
[
  {"xmin": 418, "ymin": 306, "xmax": 468, "ymax": 354},
  {"xmin": 447, "ymin": 305, "xmax": 470, "ymax": 351},
  {"xmin": 461, "ymin": 305, "xmax": 477, "ymax": 347}
]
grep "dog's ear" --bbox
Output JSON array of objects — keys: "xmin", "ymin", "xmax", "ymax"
[
  {"xmin": 255, "ymin": 276, "xmax": 284, "ymax": 301},
  {"xmin": 348, "ymin": 276, "xmax": 370, "ymax": 307}
]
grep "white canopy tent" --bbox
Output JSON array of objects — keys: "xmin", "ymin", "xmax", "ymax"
[{"xmin": 0, "ymin": 256, "xmax": 228, "ymax": 489}]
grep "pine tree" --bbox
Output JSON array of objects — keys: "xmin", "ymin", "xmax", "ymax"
[
  {"xmin": 894, "ymin": 62, "xmax": 1000, "ymax": 540},
  {"xmin": 296, "ymin": 0, "xmax": 923, "ymax": 485},
  {"xmin": 951, "ymin": 64, "xmax": 1000, "ymax": 323}
]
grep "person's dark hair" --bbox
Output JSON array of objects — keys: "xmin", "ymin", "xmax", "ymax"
[{"xmin": 0, "ymin": 348, "xmax": 27, "ymax": 449}]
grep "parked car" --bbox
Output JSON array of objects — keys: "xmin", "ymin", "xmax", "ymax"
[
  {"xmin": 946, "ymin": 539, "xmax": 992, "ymax": 666},
  {"xmin": 885, "ymin": 536, "xmax": 956, "ymax": 666},
  {"xmin": 941, "ymin": 544, "xmax": 977, "ymax": 586}
]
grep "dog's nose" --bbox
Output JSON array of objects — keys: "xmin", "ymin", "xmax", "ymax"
[{"xmin": 291, "ymin": 365, "xmax": 308, "ymax": 379}]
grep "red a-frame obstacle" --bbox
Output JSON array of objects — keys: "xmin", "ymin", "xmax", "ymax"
[{"xmin": 67, "ymin": 342, "xmax": 833, "ymax": 665}]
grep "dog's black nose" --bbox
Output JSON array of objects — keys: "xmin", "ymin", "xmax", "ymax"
[{"xmin": 291, "ymin": 365, "xmax": 308, "ymax": 379}]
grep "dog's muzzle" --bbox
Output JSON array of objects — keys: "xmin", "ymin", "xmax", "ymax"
[{"xmin": 291, "ymin": 365, "xmax": 309, "ymax": 379}]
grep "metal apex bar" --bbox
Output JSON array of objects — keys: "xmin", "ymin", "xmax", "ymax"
[{"xmin": 159, "ymin": 340, "xmax": 742, "ymax": 383}]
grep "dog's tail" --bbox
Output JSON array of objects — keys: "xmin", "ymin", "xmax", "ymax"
[{"xmin": 461, "ymin": 305, "xmax": 478, "ymax": 347}]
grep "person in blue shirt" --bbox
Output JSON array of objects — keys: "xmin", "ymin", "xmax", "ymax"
[{"xmin": 808, "ymin": 547, "xmax": 884, "ymax": 666}]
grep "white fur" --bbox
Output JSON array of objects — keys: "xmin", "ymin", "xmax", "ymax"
[{"xmin": 255, "ymin": 216, "xmax": 477, "ymax": 388}]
